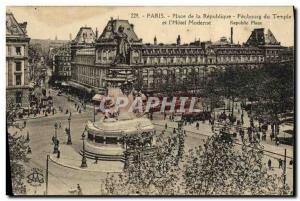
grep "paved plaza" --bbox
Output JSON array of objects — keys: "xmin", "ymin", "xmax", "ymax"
[{"xmin": 7, "ymin": 89, "xmax": 294, "ymax": 195}]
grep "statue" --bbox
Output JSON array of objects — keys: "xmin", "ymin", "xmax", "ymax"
[{"xmin": 112, "ymin": 25, "xmax": 132, "ymax": 64}]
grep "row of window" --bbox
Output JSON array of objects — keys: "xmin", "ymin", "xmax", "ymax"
[
  {"xmin": 136, "ymin": 67, "xmax": 204, "ymax": 76},
  {"xmin": 141, "ymin": 56, "xmax": 206, "ymax": 65},
  {"xmin": 217, "ymin": 55, "xmax": 264, "ymax": 63},
  {"xmin": 72, "ymin": 65, "xmax": 104, "ymax": 88},
  {"xmin": 57, "ymin": 56, "xmax": 71, "ymax": 62}
]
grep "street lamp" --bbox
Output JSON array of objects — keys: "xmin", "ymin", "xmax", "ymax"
[
  {"xmin": 67, "ymin": 114, "xmax": 72, "ymax": 145},
  {"xmin": 54, "ymin": 122, "xmax": 58, "ymax": 140},
  {"xmin": 80, "ymin": 128, "xmax": 88, "ymax": 168},
  {"xmin": 93, "ymin": 101, "xmax": 96, "ymax": 122},
  {"xmin": 53, "ymin": 122, "xmax": 59, "ymax": 154}
]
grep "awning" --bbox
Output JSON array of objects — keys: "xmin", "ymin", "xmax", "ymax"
[
  {"xmin": 67, "ymin": 81, "xmax": 92, "ymax": 93},
  {"xmin": 92, "ymin": 94, "xmax": 103, "ymax": 102}
]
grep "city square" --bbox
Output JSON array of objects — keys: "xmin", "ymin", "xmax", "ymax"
[{"xmin": 6, "ymin": 6, "xmax": 294, "ymax": 196}]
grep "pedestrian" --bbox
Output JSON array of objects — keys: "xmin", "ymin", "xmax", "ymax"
[
  {"xmin": 257, "ymin": 132, "xmax": 261, "ymax": 141},
  {"xmin": 26, "ymin": 131, "xmax": 30, "ymax": 142},
  {"xmin": 196, "ymin": 122, "xmax": 199, "ymax": 130},
  {"xmin": 77, "ymin": 184, "xmax": 83, "ymax": 195},
  {"xmin": 279, "ymin": 158, "xmax": 283, "ymax": 169},
  {"xmin": 240, "ymin": 129, "xmax": 244, "ymax": 141},
  {"xmin": 59, "ymin": 122, "xmax": 62, "ymax": 128},
  {"xmin": 275, "ymin": 137, "xmax": 280, "ymax": 146},
  {"xmin": 173, "ymin": 128, "xmax": 176, "ymax": 134},
  {"xmin": 270, "ymin": 133, "xmax": 274, "ymax": 141},
  {"xmin": 57, "ymin": 150, "xmax": 60, "ymax": 159},
  {"xmin": 165, "ymin": 123, "xmax": 168, "ymax": 130},
  {"xmin": 262, "ymin": 133, "xmax": 266, "ymax": 141},
  {"xmin": 268, "ymin": 159, "xmax": 272, "ymax": 170}
]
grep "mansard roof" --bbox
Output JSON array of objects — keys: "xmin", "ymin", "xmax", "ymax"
[
  {"xmin": 74, "ymin": 27, "xmax": 96, "ymax": 44},
  {"xmin": 98, "ymin": 18, "xmax": 141, "ymax": 43},
  {"xmin": 245, "ymin": 28, "xmax": 280, "ymax": 46},
  {"xmin": 6, "ymin": 11, "xmax": 28, "ymax": 38}
]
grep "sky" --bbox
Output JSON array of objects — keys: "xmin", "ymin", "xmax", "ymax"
[{"xmin": 7, "ymin": 6, "xmax": 294, "ymax": 46}]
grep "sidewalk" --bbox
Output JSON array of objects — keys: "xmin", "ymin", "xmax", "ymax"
[
  {"xmin": 152, "ymin": 119, "xmax": 294, "ymax": 159},
  {"xmin": 49, "ymin": 144, "xmax": 123, "ymax": 173},
  {"xmin": 57, "ymin": 91, "xmax": 94, "ymax": 110}
]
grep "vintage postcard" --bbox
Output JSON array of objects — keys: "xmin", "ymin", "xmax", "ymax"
[{"xmin": 6, "ymin": 6, "xmax": 295, "ymax": 196}]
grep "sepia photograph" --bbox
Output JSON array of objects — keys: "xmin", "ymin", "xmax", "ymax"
[{"xmin": 5, "ymin": 6, "xmax": 295, "ymax": 196}]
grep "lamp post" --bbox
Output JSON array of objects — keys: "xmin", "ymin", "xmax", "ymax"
[
  {"xmin": 80, "ymin": 128, "xmax": 88, "ymax": 168},
  {"xmin": 93, "ymin": 102, "xmax": 96, "ymax": 122},
  {"xmin": 53, "ymin": 122, "xmax": 59, "ymax": 154},
  {"xmin": 67, "ymin": 114, "xmax": 72, "ymax": 144},
  {"xmin": 54, "ymin": 122, "xmax": 58, "ymax": 140}
]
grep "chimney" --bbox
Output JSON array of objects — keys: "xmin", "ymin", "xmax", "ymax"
[
  {"xmin": 95, "ymin": 28, "xmax": 98, "ymax": 39},
  {"xmin": 130, "ymin": 24, "xmax": 134, "ymax": 30},
  {"xmin": 154, "ymin": 36, "xmax": 157, "ymax": 45},
  {"xmin": 177, "ymin": 35, "xmax": 181, "ymax": 45},
  {"xmin": 230, "ymin": 27, "xmax": 233, "ymax": 44}
]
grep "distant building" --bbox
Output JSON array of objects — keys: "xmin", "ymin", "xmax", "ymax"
[
  {"xmin": 6, "ymin": 11, "xmax": 31, "ymax": 109},
  {"xmin": 69, "ymin": 18, "xmax": 293, "ymax": 100},
  {"xmin": 53, "ymin": 44, "xmax": 72, "ymax": 81},
  {"xmin": 48, "ymin": 43, "xmax": 72, "ymax": 86}
]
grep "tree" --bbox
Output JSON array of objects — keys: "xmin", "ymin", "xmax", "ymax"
[
  {"xmin": 183, "ymin": 133, "xmax": 291, "ymax": 195},
  {"xmin": 8, "ymin": 132, "xmax": 30, "ymax": 195},
  {"xmin": 104, "ymin": 131, "xmax": 183, "ymax": 195},
  {"xmin": 202, "ymin": 71, "xmax": 221, "ymax": 114}
]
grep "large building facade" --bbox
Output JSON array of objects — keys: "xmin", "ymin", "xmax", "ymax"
[
  {"xmin": 69, "ymin": 18, "xmax": 293, "ymax": 98},
  {"xmin": 6, "ymin": 11, "xmax": 31, "ymax": 109}
]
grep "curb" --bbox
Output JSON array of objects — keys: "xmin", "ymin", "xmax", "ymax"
[
  {"xmin": 15, "ymin": 114, "xmax": 65, "ymax": 121},
  {"xmin": 48, "ymin": 155, "xmax": 123, "ymax": 173}
]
